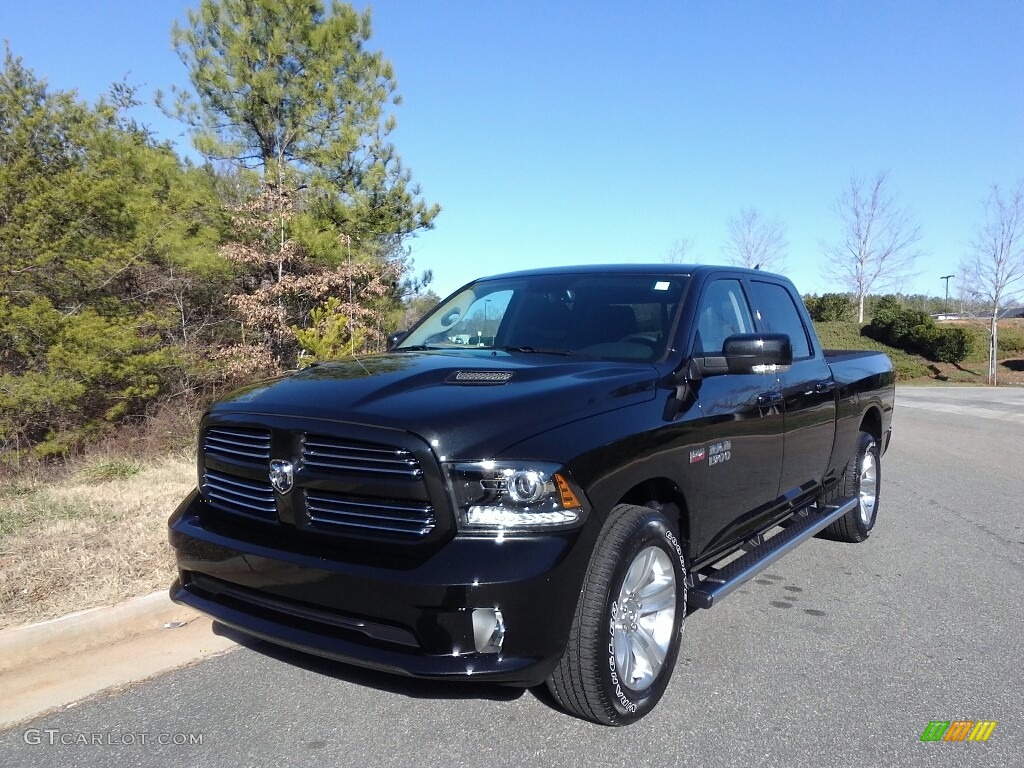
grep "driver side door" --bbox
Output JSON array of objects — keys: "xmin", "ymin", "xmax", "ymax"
[{"xmin": 688, "ymin": 277, "xmax": 786, "ymax": 558}]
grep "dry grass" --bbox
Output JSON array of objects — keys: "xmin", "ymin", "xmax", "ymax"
[{"xmin": 0, "ymin": 453, "xmax": 196, "ymax": 630}]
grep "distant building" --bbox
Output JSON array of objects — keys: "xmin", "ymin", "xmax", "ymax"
[{"xmin": 934, "ymin": 307, "xmax": 1024, "ymax": 321}]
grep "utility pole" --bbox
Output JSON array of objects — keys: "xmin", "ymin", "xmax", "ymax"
[{"xmin": 940, "ymin": 274, "xmax": 955, "ymax": 315}]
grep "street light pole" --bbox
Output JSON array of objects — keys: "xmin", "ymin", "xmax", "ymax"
[{"xmin": 940, "ymin": 274, "xmax": 955, "ymax": 315}]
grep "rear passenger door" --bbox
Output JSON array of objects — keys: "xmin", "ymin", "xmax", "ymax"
[
  {"xmin": 747, "ymin": 279, "xmax": 836, "ymax": 501},
  {"xmin": 689, "ymin": 277, "xmax": 786, "ymax": 556}
]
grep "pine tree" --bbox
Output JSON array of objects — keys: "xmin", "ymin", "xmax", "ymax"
[{"xmin": 164, "ymin": 0, "xmax": 439, "ymax": 370}]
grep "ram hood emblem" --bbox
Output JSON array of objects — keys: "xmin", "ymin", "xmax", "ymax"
[{"xmin": 269, "ymin": 459, "xmax": 294, "ymax": 494}]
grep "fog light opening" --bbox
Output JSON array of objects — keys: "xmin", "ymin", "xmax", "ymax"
[{"xmin": 472, "ymin": 608, "xmax": 505, "ymax": 654}]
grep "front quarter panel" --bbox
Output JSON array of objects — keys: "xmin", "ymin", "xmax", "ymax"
[{"xmin": 498, "ymin": 392, "xmax": 707, "ymax": 560}]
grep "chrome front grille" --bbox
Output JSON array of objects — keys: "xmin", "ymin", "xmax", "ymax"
[
  {"xmin": 302, "ymin": 435, "xmax": 423, "ymax": 479},
  {"xmin": 202, "ymin": 469, "xmax": 277, "ymax": 521},
  {"xmin": 203, "ymin": 427, "xmax": 272, "ymax": 462},
  {"xmin": 198, "ymin": 423, "xmax": 447, "ymax": 544},
  {"xmin": 305, "ymin": 491, "xmax": 436, "ymax": 537}
]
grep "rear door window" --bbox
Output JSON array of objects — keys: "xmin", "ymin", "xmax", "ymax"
[{"xmin": 748, "ymin": 281, "xmax": 812, "ymax": 359}]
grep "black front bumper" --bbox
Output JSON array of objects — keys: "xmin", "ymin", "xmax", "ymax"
[{"xmin": 169, "ymin": 490, "xmax": 597, "ymax": 686}]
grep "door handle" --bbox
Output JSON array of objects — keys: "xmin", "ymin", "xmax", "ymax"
[
  {"xmin": 815, "ymin": 380, "xmax": 836, "ymax": 394},
  {"xmin": 756, "ymin": 392, "xmax": 784, "ymax": 408}
]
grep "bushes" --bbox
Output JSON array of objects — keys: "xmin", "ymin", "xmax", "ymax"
[
  {"xmin": 0, "ymin": 301, "xmax": 174, "ymax": 458},
  {"xmin": 997, "ymin": 326, "xmax": 1024, "ymax": 355},
  {"xmin": 863, "ymin": 306, "xmax": 974, "ymax": 364},
  {"xmin": 814, "ymin": 321, "xmax": 931, "ymax": 380},
  {"xmin": 804, "ymin": 293, "xmax": 854, "ymax": 322},
  {"xmin": 925, "ymin": 326, "xmax": 975, "ymax": 363}
]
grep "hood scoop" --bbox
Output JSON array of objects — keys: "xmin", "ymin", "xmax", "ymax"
[{"xmin": 447, "ymin": 370, "xmax": 514, "ymax": 385}]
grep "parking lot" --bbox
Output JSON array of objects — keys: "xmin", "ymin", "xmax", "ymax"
[{"xmin": 3, "ymin": 387, "xmax": 1022, "ymax": 767}]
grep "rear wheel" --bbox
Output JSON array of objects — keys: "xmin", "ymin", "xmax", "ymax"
[
  {"xmin": 547, "ymin": 503, "xmax": 686, "ymax": 725},
  {"xmin": 820, "ymin": 430, "xmax": 880, "ymax": 543}
]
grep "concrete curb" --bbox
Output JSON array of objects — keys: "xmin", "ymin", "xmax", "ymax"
[
  {"xmin": 0, "ymin": 590, "xmax": 200, "ymax": 675},
  {"xmin": 0, "ymin": 592, "xmax": 238, "ymax": 729}
]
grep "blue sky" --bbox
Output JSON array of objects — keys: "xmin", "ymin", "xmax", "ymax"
[{"xmin": 2, "ymin": 1, "xmax": 1022, "ymax": 301}]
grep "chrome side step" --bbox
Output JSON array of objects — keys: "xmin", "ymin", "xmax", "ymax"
[{"xmin": 689, "ymin": 498, "xmax": 858, "ymax": 609}]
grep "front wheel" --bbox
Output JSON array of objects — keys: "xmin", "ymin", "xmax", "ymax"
[
  {"xmin": 546, "ymin": 503, "xmax": 686, "ymax": 725},
  {"xmin": 820, "ymin": 430, "xmax": 880, "ymax": 543}
]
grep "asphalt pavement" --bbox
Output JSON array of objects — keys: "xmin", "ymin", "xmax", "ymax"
[{"xmin": 3, "ymin": 387, "xmax": 1022, "ymax": 767}]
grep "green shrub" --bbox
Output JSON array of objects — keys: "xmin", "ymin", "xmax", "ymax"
[
  {"xmin": 861, "ymin": 307, "xmax": 973, "ymax": 365},
  {"xmin": 907, "ymin": 323, "xmax": 938, "ymax": 354},
  {"xmin": 0, "ymin": 303, "xmax": 173, "ymax": 459},
  {"xmin": 998, "ymin": 327, "xmax": 1024, "ymax": 355},
  {"xmin": 886, "ymin": 310, "xmax": 933, "ymax": 346},
  {"xmin": 869, "ymin": 295, "xmax": 903, "ymax": 323},
  {"xmin": 806, "ymin": 293, "xmax": 853, "ymax": 322},
  {"xmin": 815, "ymin": 321, "xmax": 929, "ymax": 381},
  {"xmin": 930, "ymin": 327, "xmax": 975, "ymax": 364}
]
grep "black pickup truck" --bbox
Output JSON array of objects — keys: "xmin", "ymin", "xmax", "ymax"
[{"xmin": 169, "ymin": 264, "xmax": 894, "ymax": 725}]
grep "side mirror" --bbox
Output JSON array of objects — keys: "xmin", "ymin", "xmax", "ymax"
[
  {"xmin": 693, "ymin": 333, "xmax": 792, "ymax": 377},
  {"xmin": 387, "ymin": 330, "xmax": 408, "ymax": 350},
  {"xmin": 722, "ymin": 333, "xmax": 792, "ymax": 373}
]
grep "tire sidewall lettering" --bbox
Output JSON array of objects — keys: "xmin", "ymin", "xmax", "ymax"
[{"xmin": 602, "ymin": 516, "xmax": 684, "ymax": 717}]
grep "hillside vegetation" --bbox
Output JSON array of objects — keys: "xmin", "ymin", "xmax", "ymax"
[{"xmin": 815, "ymin": 319, "xmax": 1024, "ymax": 383}]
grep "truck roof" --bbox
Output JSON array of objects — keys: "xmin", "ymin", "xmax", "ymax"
[{"xmin": 477, "ymin": 263, "xmax": 787, "ymax": 282}]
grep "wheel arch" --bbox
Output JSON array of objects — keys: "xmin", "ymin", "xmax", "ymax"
[
  {"xmin": 860, "ymin": 404, "xmax": 883, "ymax": 441},
  {"xmin": 616, "ymin": 477, "xmax": 693, "ymax": 565}
]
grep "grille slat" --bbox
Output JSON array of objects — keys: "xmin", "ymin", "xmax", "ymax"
[
  {"xmin": 204, "ymin": 427, "xmax": 271, "ymax": 462},
  {"xmin": 203, "ymin": 469, "xmax": 276, "ymax": 520},
  {"xmin": 302, "ymin": 436, "xmax": 423, "ymax": 479},
  {"xmin": 306, "ymin": 491, "xmax": 435, "ymax": 537}
]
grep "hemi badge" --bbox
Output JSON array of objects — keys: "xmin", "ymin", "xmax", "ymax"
[{"xmin": 689, "ymin": 447, "xmax": 706, "ymax": 464}]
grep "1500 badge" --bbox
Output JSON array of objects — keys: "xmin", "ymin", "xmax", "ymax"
[{"xmin": 708, "ymin": 440, "xmax": 732, "ymax": 466}]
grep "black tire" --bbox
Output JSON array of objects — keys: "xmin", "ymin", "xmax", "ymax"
[
  {"xmin": 546, "ymin": 503, "xmax": 686, "ymax": 725},
  {"xmin": 819, "ymin": 431, "xmax": 880, "ymax": 543}
]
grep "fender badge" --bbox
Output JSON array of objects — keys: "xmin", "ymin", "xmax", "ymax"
[
  {"xmin": 689, "ymin": 447, "xmax": 706, "ymax": 464},
  {"xmin": 269, "ymin": 459, "xmax": 295, "ymax": 494}
]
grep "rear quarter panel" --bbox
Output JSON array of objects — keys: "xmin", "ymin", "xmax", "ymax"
[{"xmin": 824, "ymin": 349, "xmax": 895, "ymax": 481}]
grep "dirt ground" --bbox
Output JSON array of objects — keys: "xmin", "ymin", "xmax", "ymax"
[{"xmin": 917, "ymin": 358, "xmax": 1024, "ymax": 386}]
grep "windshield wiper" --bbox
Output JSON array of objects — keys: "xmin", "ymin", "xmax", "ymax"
[
  {"xmin": 498, "ymin": 346, "xmax": 576, "ymax": 356},
  {"xmin": 393, "ymin": 344, "xmax": 439, "ymax": 352}
]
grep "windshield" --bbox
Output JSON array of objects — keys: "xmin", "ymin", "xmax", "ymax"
[{"xmin": 398, "ymin": 273, "xmax": 689, "ymax": 361}]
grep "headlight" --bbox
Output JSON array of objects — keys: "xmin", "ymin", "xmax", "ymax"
[{"xmin": 444, "ymin": 461, "xmax": 586, "ymax": 531}]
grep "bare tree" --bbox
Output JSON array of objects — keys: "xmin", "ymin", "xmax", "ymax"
[
  {"xmin": 664, "ymin": 237, "xmax": 695, "ymax": 264},
  {"xmin": 722, "ymin": 208, "xmax": 787, "ymax": 271},
  {"xmin": 821, "ymin": 172, "xmax": 923, "ymax": 322},
  {"xmin": 959, "ymin": 181, "xmax": 1024, "ymax": 385}
]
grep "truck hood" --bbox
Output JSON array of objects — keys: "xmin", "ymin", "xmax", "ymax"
[{"xmin": 209, "ymin": 349, "xmax": 658, "ymax": 460}]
